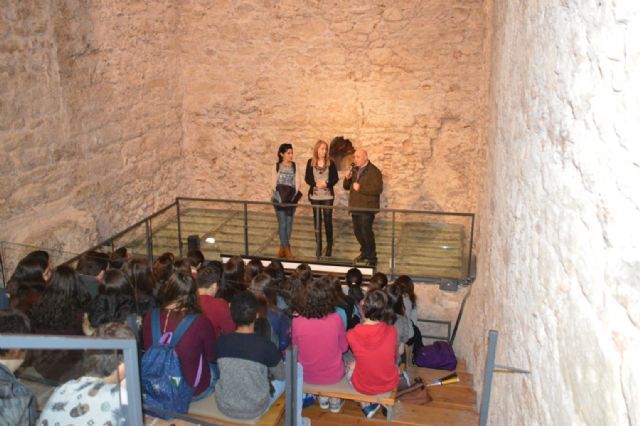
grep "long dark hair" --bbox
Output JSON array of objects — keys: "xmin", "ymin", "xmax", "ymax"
[
  {"xmin": 89, "ymin": 269, "xmax": 136, "ymax": 327},
  {"xmin": 7, "ymin": 256, "xmax": 47, "ymax": 299},
  {"xmin": 123, "ymin": 258, "xmax": 155, "ymax": 296},
  {"xmin": 393, "ymin": 275, "xmax": 416, "ymax": 309},
  {"xmin": 222, "ymin": 255, "xmax": 246, "ymax": 291},
  {"xmin": 277, "ymin": 143, "xmax": 293, "ymax": 166},
  {"xmin": 31, "ymin": 265, "xmax": 90, "ymax": 331},
  {"xmin": 345, "ymin": 268, "xmax": 364, "ymax": 305},
  {"xmin": 159, "ymin": 271, "xmax": 201, "ymax": 314}
]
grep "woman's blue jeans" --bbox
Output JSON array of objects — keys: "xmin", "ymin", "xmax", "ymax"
[{"xmin": 275, "ymin": 207, "xmax": 295, "ymax": 247}]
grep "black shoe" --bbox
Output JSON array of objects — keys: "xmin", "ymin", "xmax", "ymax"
[
  {"xmin": 365, "ymin": 258, "xmax": 377, "ymax": 267},
  {"xmin": 325, "ymin": 245, "xmax": 332, "ymax": 257}
]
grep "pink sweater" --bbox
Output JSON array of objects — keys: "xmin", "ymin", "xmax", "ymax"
[{"xmin": 292, "ymin": 312, "xmax": 348, "ymax": 385}]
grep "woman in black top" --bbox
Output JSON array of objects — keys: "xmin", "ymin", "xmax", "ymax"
[{"xmin": 305, "ymin": 140, "xmax": 339, "ymax": 257}]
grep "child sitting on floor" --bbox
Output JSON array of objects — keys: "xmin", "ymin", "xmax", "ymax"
[{"xmin": 346, "ymin": 289, "xmax": 399, "ymax": 418}]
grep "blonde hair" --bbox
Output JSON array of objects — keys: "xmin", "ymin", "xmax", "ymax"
[{"xmin": 312, "ymin": 140, "xmax": 329, "ymax": 168}]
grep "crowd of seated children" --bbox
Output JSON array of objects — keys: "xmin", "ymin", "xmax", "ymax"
[{"xmin": 2, "ymin": 246, "xmax": 423, "ymax": 423}]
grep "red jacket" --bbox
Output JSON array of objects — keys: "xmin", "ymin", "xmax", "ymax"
[{"xmin": 347, "ymin": 322, "xmax": 399, "ymax": 395}]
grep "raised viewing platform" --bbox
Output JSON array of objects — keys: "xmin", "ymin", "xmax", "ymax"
[{"xmin": 89, "ymin": 197, "xmax": 475, "ymax": 282}]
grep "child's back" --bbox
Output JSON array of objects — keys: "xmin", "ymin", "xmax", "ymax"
[
  {"xmin": 216, "ymin": 332, "xmax": 284, "ymax": 419},
  {"xmin": 347, "ymin": 321, "xmax": 398, "ymax": 394}
]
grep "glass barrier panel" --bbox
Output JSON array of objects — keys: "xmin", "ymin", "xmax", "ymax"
[
  {"xmin": 148, "ymin": 204, "xmax": 180, "ymax": 259},
  {"xmin": 392, "ymin": 211, "xmax": 473, "ymax": 280},
  {"xmin": 111, "ymin": 221, "xmax": 149, "ymax": 260},
  {"xmin": 177, "ymin": 198, "xmax": 251, "ymax": 260}
]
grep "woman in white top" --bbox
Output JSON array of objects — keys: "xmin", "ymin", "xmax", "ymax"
[{"xmin": 272, "ymin": 143, "xmax": 303, "ymax": 259}]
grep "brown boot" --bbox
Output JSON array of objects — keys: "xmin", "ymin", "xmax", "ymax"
[
  {"xmin": 276, "ymin": 247, "xmax": 285, "ymax": 258},
  {"xmin": 284, "ymin": 246, "xmax": 294, "ymax": 259}
]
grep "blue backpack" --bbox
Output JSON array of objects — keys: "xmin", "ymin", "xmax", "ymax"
[{"xmin": 141, "ymin": 309, "xmax": 203, "ymax": 418}]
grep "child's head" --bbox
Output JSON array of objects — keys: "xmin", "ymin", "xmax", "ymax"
[
  {"xmin": 231, "ymin": 290, "xmax": 259, "ymax": 327},
  {"xmin": 386, "ymin": 283, "xmax": 406, "ymax": 316},
  {"xmin": 346, "ymin": 268, "xmax": 363, "ymax": 286},
  {"xmin": 298, "ymin": 278, "xmax": 334, "ymax": 319},
  {"xmin": 196, "ymin": 265, "xmax": 221, "ymax": 294},
  {"xmin": 368, "ymin": 272, "xmax": 388, "ymax": 291},
  {"xmin": 362, "ymin": 290, "xmax": 395, "ymax": 325},
  {"xmin": 293, "ymin": 263, "xmax": 312, "ymax": 283},
  {"xmin": 187, "ymin": 249, "xmax": 205, "ymax": 270},
  {"xmin": 393, "ymin": 275, "xmax": 416, "ymax": 308},
  {"xmin": 0, "ymin": 309, "xmax": 31, "ymax": 372},
  {"xmin": 244, "ymin": 259, "xmax": 264, "ymax": 284}
]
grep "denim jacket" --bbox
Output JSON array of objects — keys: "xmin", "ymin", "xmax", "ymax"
[{"xmin": 0, "ymin": 362, "xmax": 37, "ymax": 426}]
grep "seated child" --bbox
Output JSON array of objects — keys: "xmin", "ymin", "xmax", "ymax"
[
  {"xmin": 39, "ymin": 323, "xmax": 135, "ymax": 425},
  {"xmin": 0, "ymin": 309, "xmax": 36, "ymax": 426},
  {"xmin": 215, "ymin": 291, "xmax": 286, "ymax": 420},
  {"xmin": 346, "ymin": 290, "xmax": 399, "ymax": 418},
  {"xmin": 293, "ymin": 277, "xmax": 348, "ymax": 413}
]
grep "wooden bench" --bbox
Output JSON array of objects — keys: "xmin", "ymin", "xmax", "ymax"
[
  {"xmin": 303, "ymin": 377, "xmax": 396, "ymax": 421},
  {"xmin": 185, "ymin": 393, "xmax": 286, "ymax": 426}
]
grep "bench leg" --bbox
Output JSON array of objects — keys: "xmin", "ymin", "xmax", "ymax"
[{"xmin": 386, "ymin": 405, "xmax": 393, "ymax": 421}]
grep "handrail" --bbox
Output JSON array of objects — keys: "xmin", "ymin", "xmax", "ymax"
[
  {"xmin": 176, "ymin": 196, "xmax": 476, "ymax": 217},
  {"xmin": 63, "ymin": 201, "xmax": 178, "ymax": 265}
]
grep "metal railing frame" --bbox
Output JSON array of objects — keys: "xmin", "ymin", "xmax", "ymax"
[
  {"xmin": 175, "ymin": 197, "xmax": 475, "ymax": 280},
  {"xmin": 3, "ymin": 197, "xmax": 474, "ymax": 283},
  {"xmin": 479, "ymin": 330, "xmax": 531, "ymax": 426},
  {"xmin": 0, "ymin": 334, "xmax": 143, "ymax": 426}
]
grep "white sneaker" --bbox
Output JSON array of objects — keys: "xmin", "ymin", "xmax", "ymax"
[
  {"xmin": 299, "ymin": 417, "xmax": 311, "ymax": 426},
  {"xmin": 329, "ymin": 397, "xmax": 344, "ymax": 413},
  {"xmin": 318, "ymin": 396, "xmax": 329, "ymax": 409}
]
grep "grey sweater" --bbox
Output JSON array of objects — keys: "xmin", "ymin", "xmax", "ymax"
[{"xmin": 215, "ymin": 332, "xmax": 285, "ymax": 420}]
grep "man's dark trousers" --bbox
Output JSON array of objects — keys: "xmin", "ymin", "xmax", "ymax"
[{"xmin": 352, "ymin": 213, "xmax": 376, "ymax": 264}]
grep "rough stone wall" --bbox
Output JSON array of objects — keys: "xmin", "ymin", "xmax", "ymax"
[
  {"xmin": 0, "ymin": 0, "xmax": 182, "ymax": 253},
  {"xmin": 456, "ymin": 1, "xmax": 640, "ymax": 425},
  {"xmin": 179, "ymin": 0, "xmax": 488, "ymax": 214}
]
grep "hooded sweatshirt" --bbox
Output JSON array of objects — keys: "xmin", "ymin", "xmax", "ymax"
[{"xmin": 346, "ymin": 322, "xmax": 399, "ymax": 395}]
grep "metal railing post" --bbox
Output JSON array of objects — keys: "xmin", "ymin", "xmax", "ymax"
[
  {"xmin": 467, "ymin": 213, "xmax": 476, "ymax": 279},
  {"xmin": 243, "ymin": 203, "xmax": 249, "ymax": 256},
  {"xmin": 285, "ymin": 347, "xmax": 299, "ymax": 426},
  {"xmin": 145, "ymin": 219, "xmax": 153, "ymax": 262},
  {"xmin": 479, "ymin": 330, "xmax": 498, "ymax": 426},
  {"xmin": 391, "ymin": 210, "xmax": 397, "ymax": 277},
  {"xmin": 176, "ymin": 198, "xmax": 183, "ymax": 256}
]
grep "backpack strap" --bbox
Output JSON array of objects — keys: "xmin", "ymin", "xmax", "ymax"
[
  {"xmin": 170, "ymin": 314, "xmax": 198, "ymax": 348},
  {"xmin": 171, "ymin": 314, "xmax": 204, "ymax": 387},
  {"xmin": 151, "ymin": 308, "xmax": 162, "ymax": 345}
]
